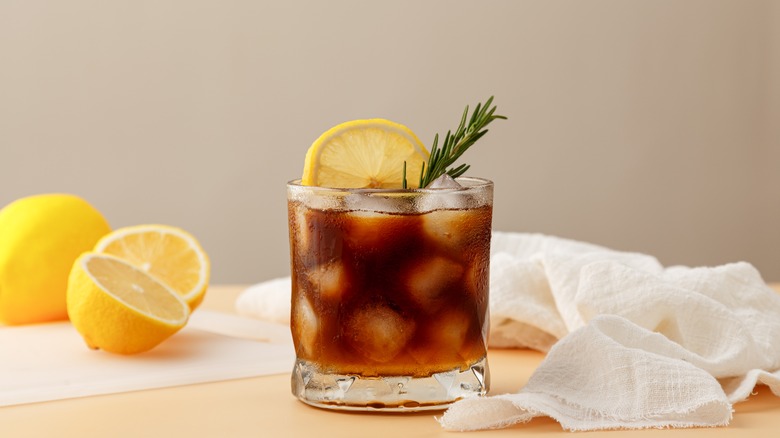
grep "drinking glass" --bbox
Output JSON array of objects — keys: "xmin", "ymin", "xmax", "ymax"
[{"xmin": 287, "ymin": 177, "xmax": 493, "ymax": 411}]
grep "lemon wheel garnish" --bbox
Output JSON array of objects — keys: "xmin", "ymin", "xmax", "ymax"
[
  {"xmin": 93, "ymin": 225, "xmax": 210, "ymax": 311},
  {"xmin": 67, "ymin": 253, "xmax": 189, "ymax": 354},
  {"xmin": 301, "ymin": 119, "xmax": 430, "ymax": 189}
]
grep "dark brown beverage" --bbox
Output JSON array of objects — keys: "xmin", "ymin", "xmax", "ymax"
[
  {"xmin": 290, "ymin": 204, "xmax": 491, "ymax": 377},
  {"xmin": 287, "ymin": 177, "xmax": 493, "ymax": 410}
]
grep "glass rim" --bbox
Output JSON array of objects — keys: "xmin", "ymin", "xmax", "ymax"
[{"xmin": 287, "ymin": 176, "xmax": 493, "ymax": 194}]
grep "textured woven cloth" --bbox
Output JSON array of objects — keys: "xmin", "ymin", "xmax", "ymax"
[
  {"xmin": 440, "ymin": 232, "xmax": 780, "ymax": 431},
  {"xmin": 236, "ymin": 232, "xmax": 780, "ymax": 431}
]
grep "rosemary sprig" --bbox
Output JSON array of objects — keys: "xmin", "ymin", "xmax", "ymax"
[{"xmin": 417, "ymin": 96, "xmax": 506, "ymax": 188}]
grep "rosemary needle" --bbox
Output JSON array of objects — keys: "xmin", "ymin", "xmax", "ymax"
[{"xmin": 418, "ymin": 96, "xmax": 506, "ymax": 188}]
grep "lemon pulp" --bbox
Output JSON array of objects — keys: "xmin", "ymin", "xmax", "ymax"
[
  {"xmin": 93, "ymin": 224, "xmax": 210, "ymax": 311},
  {"xmin": 301, "ymin": 119, "xmax": 429, "ymax": 189},
  {"xmin": 67, "ymin": 253, "xmax": 189, "ymax": 355}
]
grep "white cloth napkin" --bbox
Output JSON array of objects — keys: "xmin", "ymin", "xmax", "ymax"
[{"xmin": 235, "ymin": 231, "xmax": 780, "ymax": 431}]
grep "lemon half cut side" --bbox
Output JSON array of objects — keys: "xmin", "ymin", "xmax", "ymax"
[
  {"xmin": 93, "ymin": 225, "xmax": 210, "ymax": 311},
  {"xmin": 67, "ymin": 253, "xmax": 189, "ymax": 355},
  {"xmin": 301, "ymin": 119, "xmax": 430, "ymax": 189}
]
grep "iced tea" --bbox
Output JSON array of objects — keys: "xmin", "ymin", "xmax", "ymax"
[{"xmin": 288, "ymin": 177, "xmax": 493, "ymax": 411}]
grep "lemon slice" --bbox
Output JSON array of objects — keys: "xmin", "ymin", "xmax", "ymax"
[
  {"xmin": 67, "ymin": 253, "xmax": 189, "ymax": 354},
  {"xmin": 301, "ymin": 119, "xmax": 430, "ymax": 188},
  {"xmin": 93, "ymin": 225, "xmax": 210, "ymax": 311}
]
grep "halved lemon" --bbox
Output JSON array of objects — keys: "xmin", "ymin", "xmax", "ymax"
[
  {"xmin": 67, "ymin": 253, "xmax": 189, "ymax": 354},
  {"xmin": 93, "ymin": 225, "xmax": 210, "ymax": 311},
  {"xmin": 301, "ymin": 119, "xmax": 430, "ymax": 188}
]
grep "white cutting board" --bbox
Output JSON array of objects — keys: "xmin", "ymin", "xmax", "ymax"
[{"xmin": 0, "ymin": 312, "xmax": 295, "ymax": 407}]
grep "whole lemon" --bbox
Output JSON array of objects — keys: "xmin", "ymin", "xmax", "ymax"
[{"xmin": 0, "ymin": 194, "xmax": 111, "ymax": 325}]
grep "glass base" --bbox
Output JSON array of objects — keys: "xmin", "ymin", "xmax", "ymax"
[{"xmin": 291, "ymin": 357, "xmax": 489, "ymax": 412}]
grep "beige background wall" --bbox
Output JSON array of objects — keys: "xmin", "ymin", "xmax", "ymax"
[{"xmin": 1, "ymin": 0, "xmax": 778, "ymax": 283}]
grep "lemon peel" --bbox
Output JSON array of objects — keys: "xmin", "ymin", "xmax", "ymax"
[{"xmin": 0, "ymin": 194, "xmax": 110, "ymax": 325}]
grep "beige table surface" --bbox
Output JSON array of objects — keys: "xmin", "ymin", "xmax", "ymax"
[{"xmin": 3, "ymin": 284, "xmax": 779, "ymax": 437}]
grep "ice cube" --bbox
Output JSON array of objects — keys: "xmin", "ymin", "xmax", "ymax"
[
  {"xmin": 430, "ymin": 309, "xmax": 486, "ymax": 363},
  {"xmin": 345, "ymin": 303, "xmax": 415, "ymax": 363},
  {"xmin": 416, "ymin": 175, "xmax": 467, "ymax": 212},
  {"xmin": 307, "ymin": 262, "xmax": 346, "ymax": 300},
  {"xmin": 428, "ymin": 309, "xmax": 469, "ymax": 349},
  {"xmin": 344, "ymin": 192, "xmax": 408, "ymax": 214},
  {"xmin": 342, "ymin": 210, "xmax": 414, "ymax": 251},
  {"xmin": 420, "ymin": 209, "xmax": 471, "ymax": 251},
  {"xmin": 408, "ymin": 309, "xmax": 471, "ymax": 366},
  {"xmin": 421, "ymin": 207, "xmax": 491, "ymax": 253},
  {"xmin": 426, "ymin": 174, "xmax": 463, "ymax": 189},
  {"xmin": 404, "ymin": 256, "xmax": 465, "ymax": 312},
  {"xmin": 292, "ymin": 295, "xmax": 319, "ymax": 357}
]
